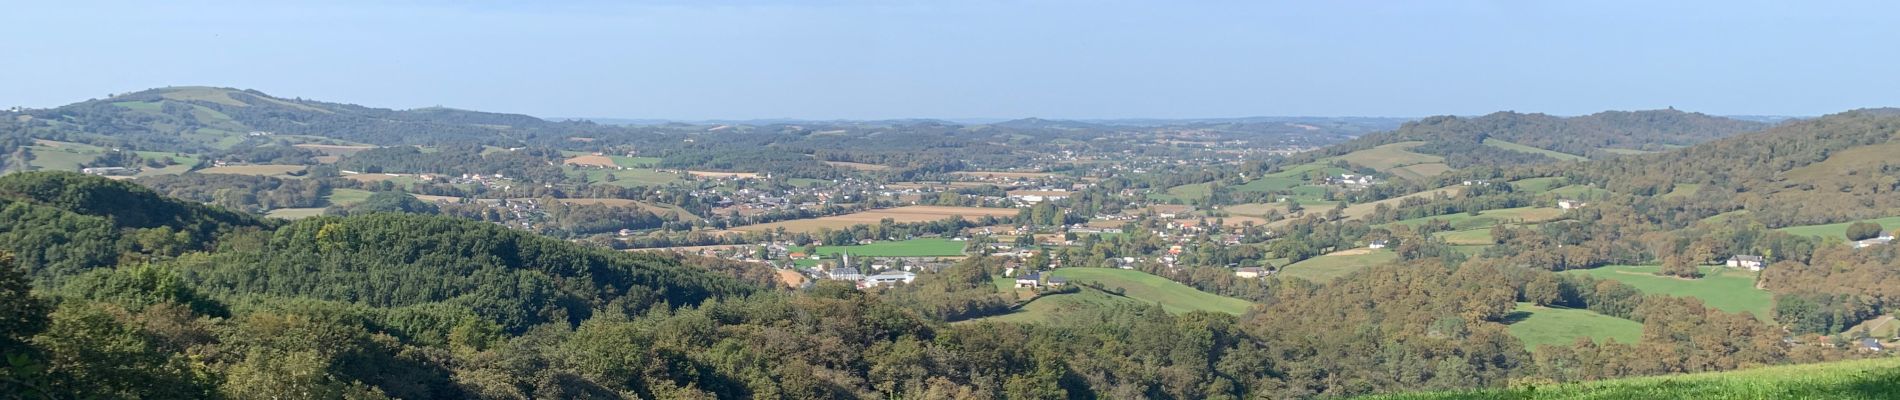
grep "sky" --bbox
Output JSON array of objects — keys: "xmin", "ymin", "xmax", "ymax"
[{"xmin": 2, "ymin": 1, "xmax": 1895, "ymax": 120}]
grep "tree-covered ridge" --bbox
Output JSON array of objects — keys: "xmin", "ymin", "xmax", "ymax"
[
  {"xmin": 178, "ymin": 212, "xmax": 759, "ymax": 332},
  {"xmin": 1564, "ymin": 108, "xmax": 1900, "ymax": 227},
  {"xmin": 1321, "ymin": 109, "xmax": 1767, "ymax": 169},
  {"xmin": 0, "ymin": 172, "xmax": 267, "ymax": 283}
]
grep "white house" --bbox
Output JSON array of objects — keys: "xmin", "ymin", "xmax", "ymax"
[
  {"xmin": 1014, "ymin": 272, "xmax": 1042, "ymax": 289},
  {"xmin": 865, "ymin": 271, "xmax": 917, "ymax": 286},
  {"xmin": 1368, "ymin": 239, "xmax": 1389, "ymax": 249},
  {"xmin": 1725, "ymin": 255, "xmax": 1765, "ymax": 271},
  {"xmin": 1558, "ymin": 200, "xmax": 1588, "ymax": 210}
]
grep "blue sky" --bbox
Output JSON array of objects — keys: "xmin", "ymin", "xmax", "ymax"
[{"xmin": 2, "ymin": 1, "xmax": 1893, "ymax": 119}]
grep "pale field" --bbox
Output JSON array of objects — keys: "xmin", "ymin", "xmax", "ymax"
[{"xmin": 734, "ymin": 206, "xmax": 1019, "ymax": 233}]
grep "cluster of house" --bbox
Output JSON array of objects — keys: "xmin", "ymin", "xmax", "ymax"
[
  {"xmin": 79, "ymin": 166, "xmax": 137, "ymax": 176},
  {"xmin": 1326, "ymin": 174, "xmax": 1377, "ymax": 188},
  {"xmin": 820, "ymin": 266, "xmax": 918, "ymax": 288},
  {"xmin": 1010, "ymin": 272, "xmax": 1068, "ymax": 289}
]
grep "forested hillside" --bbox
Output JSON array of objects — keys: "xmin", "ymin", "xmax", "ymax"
[{"xmin": 1318, "ymin": 110, "xmax": 1767, "ymax": 170}]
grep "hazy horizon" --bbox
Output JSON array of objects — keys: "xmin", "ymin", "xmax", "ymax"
[{"xmin": 4, "ymin": 1, "xmax": 1895, "ymax": 120}]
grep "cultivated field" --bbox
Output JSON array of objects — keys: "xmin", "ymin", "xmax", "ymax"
[
  {"xmin": 1505, "ymin": 302, "xmax": 1642, "ymax": 351},
  {"xmin": 733, "ymin": 206, "xmax": 1019, "ymax": 233},
  {"xmin": 1278, "ymin": 248, "xmax": 1398, "ymax": 282},
  {"xmin": 1564, "ymin": 265, "xmax": 1772, "ymax": 318},
  {"xmin": 562, "ymin": 155, "xmax": 619, "ymax": 168},
  {"xmin": 823, "ymin": 161, "xmax": 891, "ymax": 171},
  {"xmin": 197, "ymin": 164, "xmax": 307, "ymax": 176},
  {"xmin": 815, "ymin": 238, "xmax": 965, "ymax": 257},
  {"xmin": 264, "ymin": 207, "xmax": 327, "ymax": 219},
  {"xmin": 1326, "ymin": 142, "xmax": 1455, "ymax": 180}
]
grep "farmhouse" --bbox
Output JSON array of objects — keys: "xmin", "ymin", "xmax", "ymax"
[
  {"xmin": 1558, "ymin": 199, "xmax": 1588, "ymax": 210},
  {"xmin": 80, "ymin": 167, "xmax": 134, "ymax": 176},
  {"xmin": 1725, "ymin": 255, "xmax": 1765, "ymax": 271},
  {"xmin": 1046, "ymin": 275, "xmax": 1068, "ymax": 287},
  {"xmin": 1858, "ymin": 338, "xmax": 1885, "ymax": 352},
  {"xmin": 1014, "ymin": 273, "xmax": 1042, "ymax": 288},
  {"xmin": 1368, "ymin": 239, "xmax": 1389, "ymax": 249},
  {"xmin": 1234, "ymin": 267, "xmax": 1268, "ymax": 279}
]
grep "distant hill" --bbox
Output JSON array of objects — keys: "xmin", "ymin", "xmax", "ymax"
[
  {"xmin": 5, "ymin": 86, "xmax": 617, "ymax": 152},
  {"xmin": 1565, "ymin": 108, "xmax": 1900, "ymax": 227},
  {"xmin": 1315, "ymin": 110, "xmax": 1769, "ymax": 173},
  {"xmin": 0, "ymin": 171, "xmax": 266, "ymax": 282}
]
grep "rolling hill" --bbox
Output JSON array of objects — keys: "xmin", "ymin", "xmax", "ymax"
[{"xmin": 1307, "ymin": 109, "xmax": 1767, "ymax": 174}]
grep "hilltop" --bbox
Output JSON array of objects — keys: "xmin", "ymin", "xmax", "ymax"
[
  {"xmin": 4, "ymin": 86, "xmax": 611, "ymax": 152},
  {"xmin": 1308, "ymin": 109, "xmax": 1768, "ymax": 176}
]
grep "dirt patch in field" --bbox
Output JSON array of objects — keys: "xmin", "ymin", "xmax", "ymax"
[{"xmin": 564, "ymin": 155, "xmax": 618, "ymax": 168}]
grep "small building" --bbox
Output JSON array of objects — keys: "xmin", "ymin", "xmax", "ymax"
[
  {"xmin": 1725, "ymin": 255, "xmax": 1765, "ymax": 271},
  {"xmin": 1368, "ymin": 239, "xmax": 1389, "ymax": 249},
  {"xmin": 1014, "ymin": 273, "xmax": 1042, "ymax": 288},
  {"xmin": 865, "ymin": 271, "xmax": 917, "ymax": 286},
  {"xmin": 1234, "ymin": 267, "xmax": 1268, "ymax": 279},
  {"xmin": 1854, "ymin": 236, "xmax": 1894, "ymax": 249},
  {"xmin": 828, "ymin": 267, "xmax": 864, "ymax": 282},
  {"xmin": 1046, "ymin": 275, "xmax": 1068, "ymax": 287},
  {"xmin": 1858, "ymin": 338, "xmax": 1885, "ymax": 352},
  {"xmin": 1558, "ymin": 199, "xmax": 1588, "ymax": 210}
]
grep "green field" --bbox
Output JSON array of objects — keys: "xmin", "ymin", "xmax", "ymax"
[
  {"xmin": 1599, "ymin": 147, "xmax": 1654, "ymax": 155},
  {"xmin": 1777, "ymin": 216, "xmax": 1900, "ymax": 240},
  {"xmin": 1505, "ymin": 303, "xmax": 1642, "ymax": 351},
  {"xmin": 979, "ymin": 285, "xmax": 1150, "ymax": 324},
  {"xmin": 1483, "ymin": 139, "xmax": 1589, "ymax": 161},
  {"xmin": 1509, "ymin": 177, "xmax": 1567, "ymax": 193},
  {"xmin": 1370, "ymin": 357, "xmax": 1900, "ymax": 400},
  {"xmin": 265, "ymin": 207, "xmax": 328, "ymax": 219},
  {"xmin": 1390, "ymin": 207, "xmax": 1566, "ymax": 231},
  {"xmin": 1046, "ymin": 268, "xmax": 1253, "ymax": 314},
  {"xmin": 1335, "ymin": 141, "xmax": 1443, "ymax": 171},
  {"xmin": 1435, "ymin": 228, "xmax": 1496, "ymax": 245},
  {"xmin": 1157, "ymin": 182, "xmax": 1213, "ymax": 201},
  {"xmin": 980, "ymin": 268, "xmax": 1254, "ymax": 323},
  {"xmin": 573, "ymin": 167, "xmax": 682, "ymax": 187},
  {"xmin": 1279, "ymin": 249, "xmax": 1398, "ymax": 282},
  {"xmin": 814, "ymin": 238, "xmax": 966, "ymax": 257},
  {"xmin": 1564, "ymin": 265, "xmax": 1773, "ymax": 319},
  {"xmin": 326, "ymin": 188, "xmax": 375, "ymax": 207}
]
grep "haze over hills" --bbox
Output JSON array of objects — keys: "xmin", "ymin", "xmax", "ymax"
[{"xmin": 3, "ymin": 86, "xmax": 1900, "ymax": 399}]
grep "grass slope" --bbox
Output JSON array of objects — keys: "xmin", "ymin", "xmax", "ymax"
[
  {"xmin": 1778, "ymin": 216, "xmax": 1900, "ymax": 240},
  {"xmin": 1564, "ymin": 265, "xmax": 1772, "ymax": 319},
  {"xmin": 1390, "ymin": 207, "xmax": 1566, "ymax": 231},
  {"xmin": 980, "ymin": 268, "xmax": 1253, "ymax": 323},
  {"xmin": 1369, "ymin": 357, "xmax": 1900, "ymax": 400},
  {"xmin": 1505, "ymin": 303, "xmax": 1642, "ymax": 351},
  {"xmin": 1483, "ymin": 138, "xmax": 1589, "ymax": 161},
  {"xmin": 1048, "ymin": 268, "xmax": 1253, "ymax": 314},
  {"xmin": 1280, "ymin": 249, "xmax": 1398, "ymax": 282}
]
